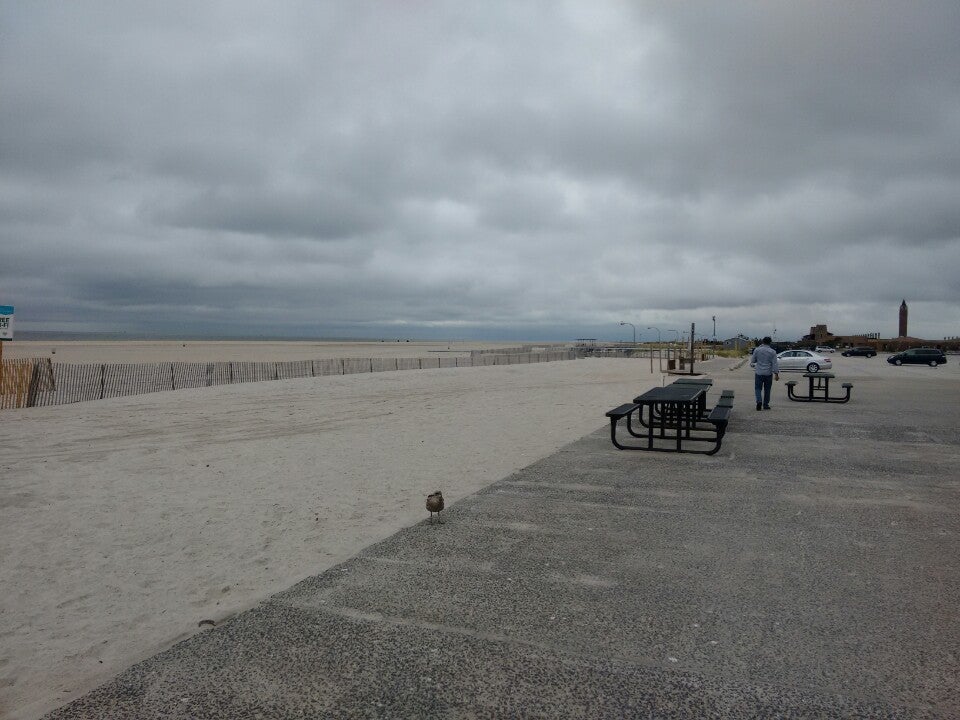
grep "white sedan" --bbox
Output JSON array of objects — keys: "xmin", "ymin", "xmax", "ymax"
[
  {"xmin": 776, "ymin": 349, "xmax": 832, "ymax": 373},
  {"xmin": 815, "ymin": 346, "xmax": 835, "ymax": 353}
]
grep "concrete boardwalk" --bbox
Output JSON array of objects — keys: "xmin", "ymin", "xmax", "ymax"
[{"xmin": 46, "ymin": 361, "xmax": 960, "ymax": 718}]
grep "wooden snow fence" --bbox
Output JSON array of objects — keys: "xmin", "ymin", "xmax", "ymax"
[
  {"xmin": 0, "ymin": 350, "xmax": 579, "ymax": 410},
  {"xmin": 1, "ymin": 358, "xmax": 56, "ymax": 409}
]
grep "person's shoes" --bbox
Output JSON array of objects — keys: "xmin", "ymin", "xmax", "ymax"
[
  {"xmin": 763, "ymin": 405, "xmax": 771, "ymax": 410},
  {"xmin": 756, "ymin": 402, "xmax": 762, "ymax": 411}
]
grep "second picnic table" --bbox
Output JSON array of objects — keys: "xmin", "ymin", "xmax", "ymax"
[{"xmin": 786, "ymin": 372, "xmax": 853, "ymax": 403}]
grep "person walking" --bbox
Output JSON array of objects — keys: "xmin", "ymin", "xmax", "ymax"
[{"xmin": 750, "ymin": 336, "xmax": 780, "ymax": 410}]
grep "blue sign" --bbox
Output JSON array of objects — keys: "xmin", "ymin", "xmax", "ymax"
[{"xmin": 0, "ymin": 305, "xmax": 13, "ymax": 340}]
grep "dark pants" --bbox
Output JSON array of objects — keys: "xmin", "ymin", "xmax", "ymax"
[{"xmin": 755, "ymin": 374, "xmax": 773, "ymax": 407}]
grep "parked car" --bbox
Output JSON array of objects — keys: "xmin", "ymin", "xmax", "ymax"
[
  {"xmin": 841, "ymin": 346, "xmax": 876, "ymax": 357},
  {"xmin": 776, "ymin": 349, "xmax": 832, "ymax": 373},
  {"xmin": 886, "ymin": 348, "xmax": 947, "ymax": 367},
  {"xmin": 815, "ymin": 346, "xmax": 835, "ymax": 353}
]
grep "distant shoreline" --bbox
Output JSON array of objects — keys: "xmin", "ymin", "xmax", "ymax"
[
  {"xmin": 4, "ymin": 338, "xmax": 564, "ymax": 364},
  {"xmin": 12, "ymin": 331, "xmax": 440, "ymax": 343}
]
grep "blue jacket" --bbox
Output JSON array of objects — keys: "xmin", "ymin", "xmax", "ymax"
[{"xmin": 751, "ymin": 344, "xmax": 779, "ymax": 375}]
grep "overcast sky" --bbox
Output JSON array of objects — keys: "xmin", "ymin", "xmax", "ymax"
[{"xmin": 2, "ymin": 1, "xmax": 959, "ymax": 342}]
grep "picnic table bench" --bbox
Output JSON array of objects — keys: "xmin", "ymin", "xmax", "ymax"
[
  {"xmin": 606, "ymin": 382, "xmax": 733, "ymax": 455},
  {"xmin": 671, "ymin": 378, "xmax": 734, "ymax": 415},
  {"xmin": 786, "ymin": 372, "xmax": 853, "ymax": 403}
]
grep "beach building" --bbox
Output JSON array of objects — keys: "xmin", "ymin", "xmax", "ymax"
[
  {"xmin": 802, "ymin": 300, "xmax": 960, "ymax": 352},
  {"xmin": 722, "ymin": 336, "xmax": 751, "ymax": 351}
]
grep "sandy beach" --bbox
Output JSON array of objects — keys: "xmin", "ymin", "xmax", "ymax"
[
  {"xmin": 3, "ymin": 340, "xmax": 567, "ymax": 364},
  {"xmin": 0, "ymin": 348, "xmax": 684, "ymax": 719}
]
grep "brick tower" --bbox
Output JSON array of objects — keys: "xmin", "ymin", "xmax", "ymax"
[{"xmin": 899, "ymin": 299, "xmax": 908, "ymax": 337}]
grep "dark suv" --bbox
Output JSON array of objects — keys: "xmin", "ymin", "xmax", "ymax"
[
  {"xmin": 887, "ymin": 348, "xmax": 947, "ymax": 366},
  {"xmin": 841, "ymin": 346, "xmax": 876, "ymax": 357}
]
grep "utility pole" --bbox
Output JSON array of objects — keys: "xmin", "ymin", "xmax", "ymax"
[{"xmin": 690, "ymin": 322, "xmax": 696, "ymax": 374}]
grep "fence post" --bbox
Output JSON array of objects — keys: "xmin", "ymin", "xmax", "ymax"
[
  {"xmin": 100, "ymin": 364, "xmax": 106, "ymax": 399},
  {"xmin": 170, "ymin": 363, "xmax": 175, "ymax": 390},
  {"xmin": 311, "ymin": 360, "xmax": 316, "ymax": 377},
  {"xmin": 26, "ymin": 362, "xmax": 40, "ymax": 408}
]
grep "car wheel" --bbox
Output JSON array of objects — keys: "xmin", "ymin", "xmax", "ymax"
[
  {"xmin": 894, "ymin": 359, "xmax": 902, "ymax": 366},
  {"xmin": 868, "ymin": 353, "xmax": 875, "ymax": 357},
  {"xmin": 929, "ymin": 360, "xmax": 938, "ymax": 367},
  {"xmin": 806, "ymin": 362, "xmax": 819, "ymax": 373}
]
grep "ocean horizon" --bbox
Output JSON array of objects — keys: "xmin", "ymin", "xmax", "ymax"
[{"xmin": 12, "ymin": 331, "xmax": 476, "ymax": 343}]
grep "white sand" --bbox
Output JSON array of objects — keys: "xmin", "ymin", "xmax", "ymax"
[
  {"xmin": 4, "ymin": 339, "xmax": 564, "ymax": 364},
  {"xmin": 1, "ymin": 353, "xmax": 708, "ymax": 719}
]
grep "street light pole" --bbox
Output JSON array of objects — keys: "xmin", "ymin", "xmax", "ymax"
[{"xmin": 618, "ymin": 321, "xmax": 636, "ymax": 344}]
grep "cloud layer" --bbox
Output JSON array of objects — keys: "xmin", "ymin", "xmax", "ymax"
[{"xmin": 3, "ymin": 1, "xmax": 959, "ymax": 341}]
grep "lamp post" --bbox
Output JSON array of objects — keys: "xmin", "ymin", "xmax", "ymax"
[{"xmin": 618, "ymin": 321, "xmax": 636, "ymax": 344}]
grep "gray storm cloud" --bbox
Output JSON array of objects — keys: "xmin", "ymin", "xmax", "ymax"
[{"xmin": 2, "ymin": 1, "xmax": 959, "ymax": 340}]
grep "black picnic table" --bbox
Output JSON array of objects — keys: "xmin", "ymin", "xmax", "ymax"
[
  {"xmin": 604, "ymin": 384, "xmax": 728, "ymax": 455},
  {"xmin": 670, "ymin": 377, "xmax": 713, "ymax": 385},
  {"xmin": 669, "ymin": 377, "xmax": 713, "ymax": 419},
  {"xmin": 786, "ymin": 372, "xmax": 853, "ymax": 403}
]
